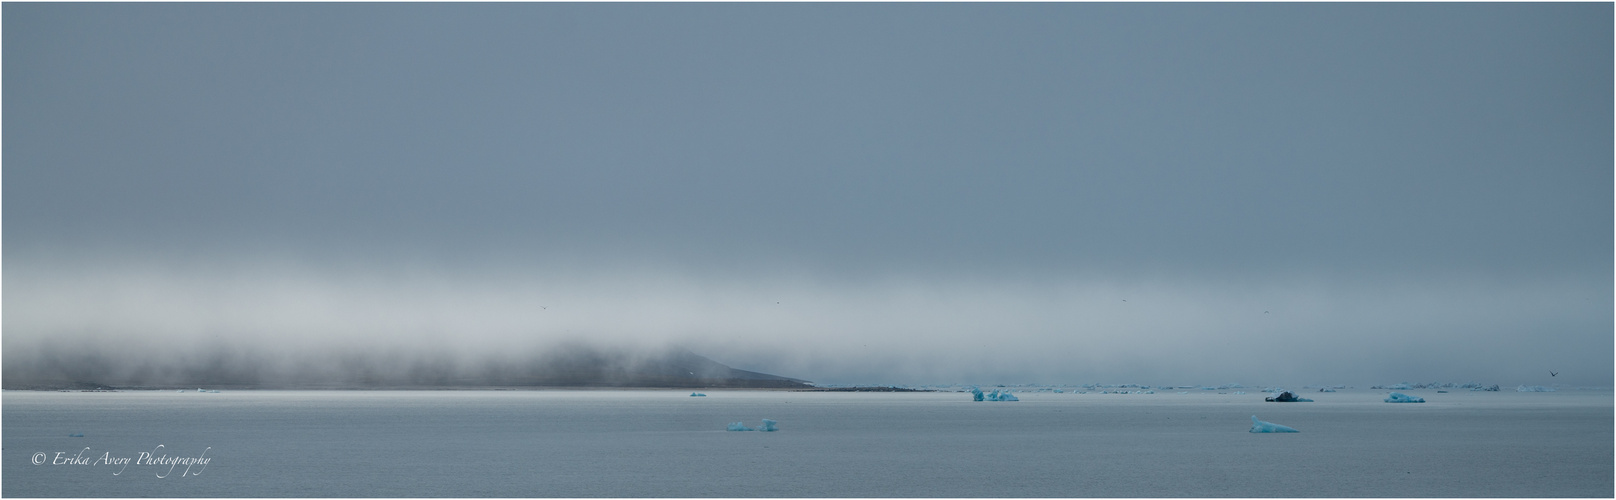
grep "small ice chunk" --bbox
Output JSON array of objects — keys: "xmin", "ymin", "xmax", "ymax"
[
  {"xmin": 1384, "ymin": 392, "xmax": 1425, "ymax": 403},
  {"xmin": 68, "ymin": 433, "xmax": 84, "ymax": 437},
  {"xmin": 726, "ymin": 422, "xmax": 755, "ymax": 431},
  {"xmin": 759, "ymin": 419, "xmax": 778, "ymax": 432},
  {"xmin": 690, "ymin": 393, "xmax": 706, "ymax": 397},
  {"xmin": 1249, "ymin": 415, "xmax": 1299, "ymax": 433},
  {"xmin": 1516, "ymin": 385, "xmax": 1556, "ymax": 392}
]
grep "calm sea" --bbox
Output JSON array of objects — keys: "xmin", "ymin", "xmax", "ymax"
[{"xmin": 3, "ymin": 389, "xmax": 1610, "ymax": 497}]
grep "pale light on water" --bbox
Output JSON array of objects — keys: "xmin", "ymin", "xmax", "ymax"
[{"xmin": 4, "ymin": 389, "xmax": 1611, "ymax": 497}]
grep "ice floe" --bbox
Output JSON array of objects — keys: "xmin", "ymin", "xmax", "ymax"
[
  {"xmin": 1384, "ymin": 392, "xmax": 1425, "ymax": 403},
  {"xmin": 1516, "ymin": 385, "xmax": 1556, "ymax": 392},
  {"xmin": 727, "ymin": 419, "xmax": 778, "ymax": 432},
  {"xmin": 1249, "ymin": 415, "xmax": 1299, "ymax": 433}
]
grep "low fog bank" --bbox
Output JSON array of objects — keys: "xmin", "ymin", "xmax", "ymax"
[
  {"xmin": 4, "ymin": 257, "xmax": 1609, "ymax": 389},
  {"xmin": 2, "ymin": 340, "xmax": 808, "ymax": 390}
]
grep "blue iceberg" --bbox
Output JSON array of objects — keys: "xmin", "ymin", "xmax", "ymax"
[
  {"xmin": 690, "ymin": 392, "xmax": 706, "ymax": 397},
  {"xmin": 759, "ymin": 419, "xmax": 778, "ymax": 432},
  {"xmin": 1384, "ymin": 392, "xmax": 1425, "ymax": 403},
  {"xmin": 1249, "ymin": 415, "xmax": 1299, "ymax": 433},
  {"xmin": 971, "ymin": 388, "xmax": 1019, "ymax": 401},
  {"xmin": 726, "ymin": 422, "xmax": 755, "ymax": 431},
  {"xmin": 68, "ymin": 433, "xmax": 84, "ymax": 437}
]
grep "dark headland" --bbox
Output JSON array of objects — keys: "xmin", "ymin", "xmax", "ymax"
[{"xmin": 1, "ymin": 345, "xmax": 813, "ymax": 390}]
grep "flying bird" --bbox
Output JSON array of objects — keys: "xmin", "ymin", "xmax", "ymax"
[{"xmin": 1550, "ymin": 371, "xmax": 1558, "ymax": 377}]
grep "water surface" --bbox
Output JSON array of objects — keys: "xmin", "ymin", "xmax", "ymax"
[{"xmin": 4, "ymin": 389, "xmax": 1610, "ymax": 497}]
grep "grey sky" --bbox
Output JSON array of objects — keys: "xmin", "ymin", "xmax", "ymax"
[{"xmin": 5, "ymin": 3, "xmax": 1611, "ymax": 386}]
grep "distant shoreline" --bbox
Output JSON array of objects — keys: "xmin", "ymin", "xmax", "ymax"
[{"xmin": 6, "ymin": 384, "xmax": 935, "ymax": 392}]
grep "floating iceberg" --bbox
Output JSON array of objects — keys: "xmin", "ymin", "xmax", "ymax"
[
  {"xmin": 972, "ymin": 388, "xmax": 1018, "ymax": 401},
  {"xmin": 1265, "ymin": 391, "xmax": 1313, "ymax": 402},
  {"xmin": 1384, "ymin": 392, "xmax": 1425, "ymax": 403},
  {"xmin": 1516, "ymin": 385, "xmax": 1556, "ymax": 392},
  {"xmin": 68, "ymin": 433, "xmax": 84, "ymax": 437},
  {"xmin": 1249, "ymin": 415, "xmax": 1299, "ymax": 433},
  {"xmin": 759, "ymin": 419, "xmax": 778, "ymax": 432},
  {"xmin": 690, "ymin": 393, "xmax": 706, "ymax": 397},
  {"xmin": 726, "ymin": 422, "xmax": 755, "ymax": 431}
]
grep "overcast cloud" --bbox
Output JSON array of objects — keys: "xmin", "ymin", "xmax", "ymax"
[{"xmin": 4, "ymin": 3, "xmax": 1610, "ymax": 387}]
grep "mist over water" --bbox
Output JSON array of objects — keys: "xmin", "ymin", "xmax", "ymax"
[{"xmin": 5, "ymin": 254, "xmax": 1607, "ymax": 388}]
